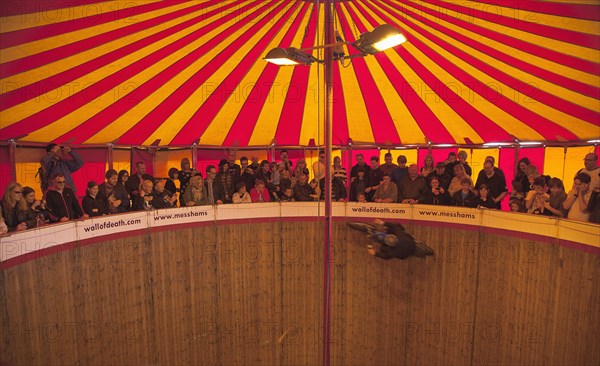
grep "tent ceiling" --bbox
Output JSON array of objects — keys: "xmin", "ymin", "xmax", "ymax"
[{"xmin": 0, "ymin": 0, "xmax": 599, "ymax": 147}]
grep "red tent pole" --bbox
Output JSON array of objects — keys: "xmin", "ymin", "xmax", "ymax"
[{"xmin": 322, "ymin": 1, "xmax": 334, "ymax": 366}]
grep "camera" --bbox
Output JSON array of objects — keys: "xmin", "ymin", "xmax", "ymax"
[{"xmin": 33, "ymin": 200, "xmax": 47, "ymax": 213}]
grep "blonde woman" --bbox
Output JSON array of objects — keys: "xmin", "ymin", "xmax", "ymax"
[
  {"xmin": 293, "ymin": 159, "xmax": 309, "ymax": 179},
  {"xmin": 183, "ymin": 175, "xmax": 207, "ymax": 206},
  {"xmin": 448, "ymin": 164, "xmax": 473, "ymax": 197},
  {"xmin": 1, "ymin": 182, "xmax": 35, "ymax": 231}
]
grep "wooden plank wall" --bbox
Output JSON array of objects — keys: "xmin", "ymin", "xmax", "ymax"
[{"xmin": 0, "ymin": 220, "xmax": 598, "ymax": 366}]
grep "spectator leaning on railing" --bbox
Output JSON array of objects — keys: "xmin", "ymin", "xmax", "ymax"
[
  {"xmin": 152, "ymin": 180, "xmax": 177, "ymax": 209},
  {"xmin": 544, "ymin": 178, "xmax": 567, "ymax": 218},
  {"xmin": 22, "ymin": 186, "xmax": 50, "ymax": 225},
  {"xmin": 82, "ymin": 181, "xmax": 110, "ymax": 217},
  {"xmin": 232, "ymin": 182, "xmax": 252, "ymax": 204},
  {"xmin": 1, "ymin": 182, "xmax": 36, "ymax": 231},
  {"xmin": 46, "ymin": 174, "xmax": 88, "ymax": 222},
  {"xmin": 183, "ymin": 175, "xmax": 207, "ymax": 207},
  {"xmin": 100, "ymin": 169, "xmax": 130, "ymax": 213},
  {"xmin": 132, "ymin": 180, "xmax": 155, "ymax": 211}
]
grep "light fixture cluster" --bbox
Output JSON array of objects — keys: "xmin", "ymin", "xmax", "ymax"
[{"xmin": 264, "ymin": 24, "xmax": 407, "ymax": 66}]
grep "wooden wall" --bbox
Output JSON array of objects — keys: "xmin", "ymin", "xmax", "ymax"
[{"xmin": 1, "ymin": 220, "xmax": 598, "ymax": 366}]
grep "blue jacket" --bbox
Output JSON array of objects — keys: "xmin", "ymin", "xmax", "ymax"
[{"xmin": 41, "ymin": 151, "xmax": 84, "ymax": 192}]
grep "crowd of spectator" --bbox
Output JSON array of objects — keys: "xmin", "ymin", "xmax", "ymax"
[
  {"xmin": 347, "ymin": 151, "xmax": 599, "ymax": 224},
  {"xmin": 1, "ymin": 146, "xmax": 599, "ymax": 235}
]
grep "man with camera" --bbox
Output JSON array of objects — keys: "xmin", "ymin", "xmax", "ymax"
[
  {"xmin": 238, "ymin": 156, "xmax": 256, "ymax": 191},
  {"xmin": 41, "ymin": 144, "xmax": 84, "ymax": 193}
]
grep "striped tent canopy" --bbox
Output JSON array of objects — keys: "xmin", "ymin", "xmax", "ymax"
[{"xmin": 1, "ymin": 0, "xmax": 599, "ymax": 148}]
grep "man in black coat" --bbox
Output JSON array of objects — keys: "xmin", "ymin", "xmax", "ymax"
[
  {"xmin": 205, "ymin": 165, "xmax": 225, "ymax": 204},
  {"xmin": 475, "ymin": 161, "xmax": 508, "ymax": 209},
  {"xmin": 46, "ymin": 174, "xmax": 88, "ymax": 222}
]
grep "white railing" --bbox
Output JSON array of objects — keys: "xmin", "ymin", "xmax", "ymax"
[{"xmin": 1, "ymin": 202, "xmax": 598, "ymax": 265}]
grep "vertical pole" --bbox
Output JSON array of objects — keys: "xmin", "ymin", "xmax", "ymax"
[
  {"xmin": 323, "ymin": 1, "xmax": 333, "ymax": 366},
  {"xmin": 514, "ymin": 144, "xmax": 520, "ymax": 178},
  {"xmin": 8, "ymin": 139, "xmax": 17, "ymax": 182},
  {"xmin": 270, "ymin": 140, "xmax": 276, "ymax": 162},
  {"xmin": 107, "ymin": 143, "xmax": 114, "ymax": 171},
  {"xmin": 347, "ymin": 140, "xmax": 353, "ymax": 200},
  {"xmin": 562, "ymin": 146, "xmax": 567, "ymax": 182},
  {"xmin": 191, "ymin": 143, "xmax": 198, "ymax": 170},
  {"xmin": 150, "ymin": 147, "xmax": 157, "ymax": 177}
]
